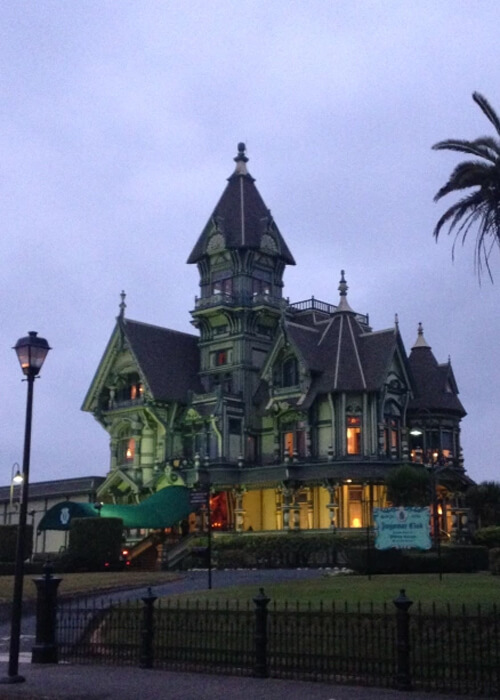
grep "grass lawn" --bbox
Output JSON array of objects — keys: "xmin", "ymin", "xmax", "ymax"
[
  {"xmin": 164, "ymin": 571, "xmax": 500, "ymax": 612},
  {"xmin": 0, "ymin": 570, "xmax": 180, "ymax": 604},
  {"xmin": 0, "ymin": 569, "xmax": 498, "ymax": 612}
]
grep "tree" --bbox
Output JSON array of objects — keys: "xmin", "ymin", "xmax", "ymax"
[
  {"xmin": 465, "ymin": 481, "xmax": 500, "ymax": 528},
  {"xmin": 432, "ymin": 92, "xmax": 500, "ymax": 279},
  {"xmin": 386, "ymin": 465, "xmax": 430, "ymax": 507}
]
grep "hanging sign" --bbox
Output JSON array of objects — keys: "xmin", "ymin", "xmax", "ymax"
[
  {"xmin": 189, "ymin": 488, "xmax": 208, "ymax": 509},
  {"xmin": 373, "ymin": 506, "xmax": 431, "ymax": 550}
]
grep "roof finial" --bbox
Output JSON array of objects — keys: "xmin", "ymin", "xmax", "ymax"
[
  {"xmin": 411, "ymin": 321, "xmax": 431, "ymax": 349},
  {"xmin": 233, "ymin": 142, "xmax": 249, "ymax": 175},
  {"xmin": 119, "ymin": 290, "xmax": 126, "ymax": 320},
  {"xmin": 339, "ymin": 270, "xmax": 347, "ymax": 297},
  {"xmin": 336, "ymin": 270, "xmax": 354, "ymax": 312},
  {"xmin": 394, "ymin": 313, "xmax": 399, "ymax": 330}
]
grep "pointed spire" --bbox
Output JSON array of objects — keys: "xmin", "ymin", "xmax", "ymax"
[
  {"xmin": 336, "ymin": 270, "xmax": 354, "ymax": 312},
  {"xmin": 411, "ymin": 322, "xmax": 431, "ymax": 349},
  {"xmin": 118, "ymin": 290, "xmax": 127, "ymax": 320},
  {"xmin": 233, "ymin": 142, "xmax": 249, "ymax": 176}
]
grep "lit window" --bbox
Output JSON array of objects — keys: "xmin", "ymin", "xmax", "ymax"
[
  {"xmin": 130, "ymin": 382, "xmax": 143, "ymax": 400},
  {"xmin": 125, "ymin": 439, "xmax": 135, "ymax": 461},
  {"xmin": 216, "ymin": 350, "xmax": 227, "ymax": 366},
  {"xmin": 118, "ymin": 434, "xmax": 135, "ymax": 465},
  {"xmin": 211, "ymin": 349, "xmax": 232, "ymax": 367},
  {"xmin": 346, "ymin": 416, "xmax": 361, "ymax": 455},
  {"xmin": 348, "ymin": 487, "xmax": 363, "ymax": 528},
  {"xmin": 282, "ymin": 424, "xmax": 306, "ymax": 458}
]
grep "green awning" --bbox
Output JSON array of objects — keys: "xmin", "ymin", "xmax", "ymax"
[{"xmin": 38, "ymin": 486, "xmax": 192, "ymax": 531}]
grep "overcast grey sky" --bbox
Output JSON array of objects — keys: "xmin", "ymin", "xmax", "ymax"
[{"xmin": 1, "ymin": 1, "xmax": 499, "ymax": 486}]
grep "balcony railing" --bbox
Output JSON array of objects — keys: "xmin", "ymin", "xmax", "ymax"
[
  {"xmin": 289, "ymin": 297, "xmax": 370, "ymax": 326},
  {"xmin": 194, "ymin": 292, "xmax": 285, "ymax": 311}
]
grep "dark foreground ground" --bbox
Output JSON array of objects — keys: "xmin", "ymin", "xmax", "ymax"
[
  {"xmin": 0, "ymin": 570, "xmax": 484, "ymax": 699},
  {"xmin": 0, "ymin": 663, "xmax": 484, "ymax": 700}
]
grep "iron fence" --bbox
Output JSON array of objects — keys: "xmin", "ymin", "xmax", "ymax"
[{"xmin": 55, "ymin": 590, "xmax": 500, "ymax": 696}]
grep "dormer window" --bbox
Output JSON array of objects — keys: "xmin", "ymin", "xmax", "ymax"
[
  {"xmin": 274, "ymin": 356, "xmax": 299, "ymax": 388},
  {"xmin": 130, "ymin": 382, "xmax": 143, "ymax": 400},
  {"xmin": 114, "ymin": 374, "xmax": 144, "ymax": 405}
]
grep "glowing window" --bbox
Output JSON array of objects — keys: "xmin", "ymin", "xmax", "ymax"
[{"xmin": 346, "ymin": 416, "xmax": 361, "ymax": 455}]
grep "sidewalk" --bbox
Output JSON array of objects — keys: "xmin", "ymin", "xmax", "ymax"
[{"xmin": 0, "ymin": 662, "xmax": 482, "ymax": 700}]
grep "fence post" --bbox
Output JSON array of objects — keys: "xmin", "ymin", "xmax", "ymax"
[
  {"xmin": 31, "ymin": 562, "xmax": 62, "ymax": 664},
  {"xmin": 393, "ymin": 589, "xmax": 413, "ymax": 691},
  {"xmin": 253, "ymin": 588, "xmax": 270, "ymax": 678},
  {"xmin": 139, "ymin": 587, "xmax": 157, "ymax": 669}
]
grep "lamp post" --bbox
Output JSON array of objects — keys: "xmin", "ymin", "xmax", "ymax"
[
  {"xmin": 427, "ymin": 451, "xmax": 443, "ymax": 582},
  {"xmin": 1, "ymin": 331, "xmax": 50, "ymax": 684}
]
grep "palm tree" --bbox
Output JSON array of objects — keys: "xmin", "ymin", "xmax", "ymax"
[{"xmin": 433, "ymin": 92, "xmax": 500, "ymax": 279}]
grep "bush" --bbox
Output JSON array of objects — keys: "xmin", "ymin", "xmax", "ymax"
[
  {"xmin": 59, "ymin": 517, "xmax": 123, "ymax": 572},
  {"xmin": 489, "ymin": 548, "xmax": 500, "ymax": 575},
  {"xmin": 344, "ymin": 545, "xmax": 489, "ymax": 575},
  {"xmin": 473, "ymin": 526, "xmax": 500, "ymax": 549},
  {"xmin": 0, "ymin": 525, "xmax": 33, "ymax": 562}
]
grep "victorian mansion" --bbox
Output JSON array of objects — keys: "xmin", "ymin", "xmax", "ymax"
[{"xmin": 82, "ymin": 144, "xmax": 469, "ymax": 534}]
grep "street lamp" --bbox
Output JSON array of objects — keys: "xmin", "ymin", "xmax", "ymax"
[
  {"xmin": 1, "ymin": 331, "xmax": 50, "ymax": 684},
  {"xmin": 9, "ymin": 464, "xmax": 23, "ymax": 508}
]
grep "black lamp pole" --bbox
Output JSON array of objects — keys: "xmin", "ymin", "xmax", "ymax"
[{"xmin": 1, "ymin": 331, "xmax": 50, "ymax": 684}]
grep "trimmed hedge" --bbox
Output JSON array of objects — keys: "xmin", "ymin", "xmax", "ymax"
[
  {"xmin": 490, "ymin": 548, "xmax": 500, "ymax": 575},
  {"xmin": 0, "ymin": 525, "xmax": 33, "ymax": 562},
  {"xmin": 186, "ymin": 532, "xmax": 372, "ymax": 569},
  {"xmin": 58, "ymin": 517, "xmax": 123, "ymax": 572},
  {"xmin": 344, "ymin": 545, "xmax": 489, "ymax": 575},
  {"xmin": 473, "ymin": 526, "xmax": 500, "ymax": 549}
]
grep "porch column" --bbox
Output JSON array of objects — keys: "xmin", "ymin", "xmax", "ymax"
[
  {"xmin": 325, "ymin": 480, "xmax": 339, "ymax": 530},
  {"xmin": 233, "ymin": 487, "xmax": 246, "ymax": 533}
]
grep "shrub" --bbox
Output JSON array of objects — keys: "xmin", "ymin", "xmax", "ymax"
[
  {"xmin": 0, "ymin": 525, "xmax": 33, "ymax": 562},
  {"xmin": 187, "ymin": 532, "xmax": 372, "ymax": 569},
  {"xmin": 344, "ymin": 545, "xmax": 489, "ymax": 575},
  {"xmin": 473, "ymin": 526, "xmax": 500, "ymax": 549},
  {"xmin": 385, "ymin": 465, "xmax": 430, "ymax": 507},
  {"xmin": 60, "ymin": 517, "xmax": 123, "ymax": 572},
  {"xmin": 489, "ymin": 548, "xmax": 500, "ymax": 575}
]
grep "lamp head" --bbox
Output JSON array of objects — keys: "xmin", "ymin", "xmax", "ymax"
[
  {"xmin": 13, "ymin": 331, "xmax": 51, "ymax": 377},
  {"xmin": 12, "ymin": 470, "xmax": 23, "ymax": 486}
]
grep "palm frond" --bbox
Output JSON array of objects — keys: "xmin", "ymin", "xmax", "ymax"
[
  {"xmin": 433, "ymin": 93, "xmax": 500, "ymax": 280},
  {"xmin": 474, "ymin": 136, "xmax": 500, "ymax": 159},
  {"xmin": 433, "ymin": 161, "xmax": 494, "ymax": 201},
  {"xmin": 432, "ymin": 139, "xmax": 498, "ymax": 164},
  {"xmin": 473, "ymin": 92, "xmax": 500, "ymax": 138}
]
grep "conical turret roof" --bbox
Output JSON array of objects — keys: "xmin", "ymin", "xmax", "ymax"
[{"xmin": 187, "ymin": 143, "xmax": 295, "ymax": 265}]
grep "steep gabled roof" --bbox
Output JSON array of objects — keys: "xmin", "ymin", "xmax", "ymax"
[
  {"xmin": 122, "ymin": 319, "xmax": 203, "ymax": 402},
  {"xmin": 407, "ymin": 324, "xmax": 466, "ymax": 416},
  {"xmin": 82, "ymin": 314, "xmax": 203, "ymax": 412},
  {"xmin": 259, "ymin": 273, "xmax": 408, "ymax": 407},
  {"xmin": 187, "ymin": 143, "xmax": 295, "ymax": 265}
]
